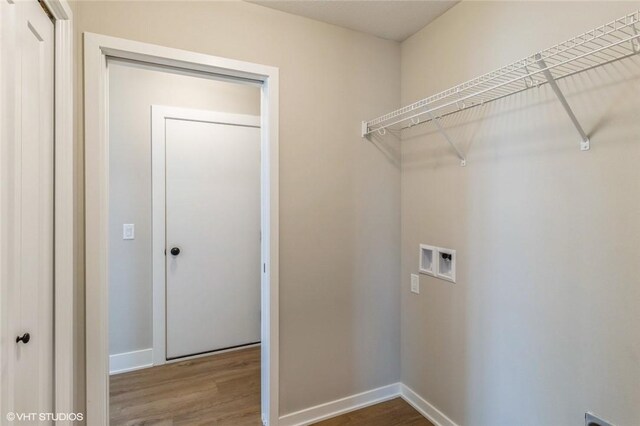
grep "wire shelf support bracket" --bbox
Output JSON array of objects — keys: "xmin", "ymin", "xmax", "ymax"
[
  {"xmin": 361, "ymin": 10, "xmax": 640, "ymax": 160},
  {"xmin": 426, "ymin": 112, "xmax": 467, "ymax": 166},
  {"xmin": 535, "ymin": 54, "xmax": 590, "ymax": 151},
  {"xmin": 633, "ymin": 18, "xmax": 640, "ymax": 52}
]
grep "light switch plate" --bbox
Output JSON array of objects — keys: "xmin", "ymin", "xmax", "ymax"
[
  {"xmin": 123, "ymin": 224, "xmax": 135, "ymax": 240},
  {"xmin": 411, "ymin": 274, "xmax": 420, "ymax": 294}
]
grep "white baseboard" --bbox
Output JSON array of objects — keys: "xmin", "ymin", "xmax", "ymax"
[
  {"xmin": 163, "ymin": 342, "xmax": 261, "ymax": 366},
  {"xmin": 109, "ymin": 348, "xmax": 153, "ymax": 375},
  {"xmin": 277, "ymin": 381, "xmax": 458, "ymax": 426},
  {"xmin": 400, "ymin": 384, "xmax": 459, "ymax": 426},
  {"xmin": 278, "ymin": 383, "xmax": 401, "ymax": 426},
  {"xmin": 113, "ymin": 357, "xmax": 457, "ymax": 426}
]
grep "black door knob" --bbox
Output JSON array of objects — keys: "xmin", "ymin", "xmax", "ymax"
[
  {"xmin": 170, "ymin": 247, "xmax": 181, "ymax": 256},
  {"xmin": 16, "ymin": 333, "xmax": 30, "ymax": 344}
]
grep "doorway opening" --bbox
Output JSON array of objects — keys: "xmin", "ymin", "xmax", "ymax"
[
  {"xmin": 84, "ymin": 34, "xmax": 279, "ymax": 425},
  {"xmin": 107, "ymin": 58, "xmax": 263, "ymax": 424}
]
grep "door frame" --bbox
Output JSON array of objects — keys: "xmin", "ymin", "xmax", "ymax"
[
  {"xmin": 150, "ymin": 105, "xmax": 262, "ymax": 366},
  {"xmin": 0, "ymin": 0, "xmax": 74, "ymax": 423},
  {"xmin": 83, "ymin": 33, "xmax": 280, "ymax": 425},
  {"xmin": 44, "ymin": 2, "xmax": 76, "ymax": 422}
]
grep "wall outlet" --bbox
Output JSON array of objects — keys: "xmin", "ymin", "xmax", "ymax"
[
  {"xmin": 411, "ymin": 274, "xmax": 420, "ymax": 294},
  {"xmin": 123, "ymin": 223, "xmax": 135, "ymax": 240}
]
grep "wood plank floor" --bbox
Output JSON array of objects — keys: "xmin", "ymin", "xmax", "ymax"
[
  {"xmin": 110, "ymin": 346, "xmax": 431, "ymax": 425},
  {"xmin": 110, "ymin": 346, "xmax": 261, "ymax": 425},
  {"xmin": 313, "ymin": 398, "xmax": 434, "ymax": 426}
]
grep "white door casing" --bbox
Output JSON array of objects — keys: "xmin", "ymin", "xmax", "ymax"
[
  {"xmin": 0, "ymin": 0, "xmax": 55, "ymax": 421},
  {"xmin": 84, "ymin": 33, "xmax": 279, "ymax": 425},
  {"xmin": 152, "ymin": 106, "xmax": 261, "ymax": 360}
]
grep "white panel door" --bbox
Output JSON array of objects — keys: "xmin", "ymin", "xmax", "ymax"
[
  {"xmin": 0, "ymin": 0, "xmax": 54, "ymax": 421},
  {"xmin": 165, "ymin": 112, "xmax": 261, "ymax": 359}
]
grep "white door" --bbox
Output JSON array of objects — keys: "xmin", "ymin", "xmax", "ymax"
[
  {"xmin": 0, "ymin": 0, "xmax": 54, "ymax": 421},
  {"xmin": 159, "ymin": 108, "xmax": 261, "ymax": 360}
]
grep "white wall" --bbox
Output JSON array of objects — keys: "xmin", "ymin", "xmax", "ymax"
[
  {"xmin": 76, "ymin": 2, "xmax": 640, "ymax": 424},
  {"xmin": 73, "ymin": 0, "xmax": 401, "ymax": 417},
  {"xmin": 108, "ymin": 59, "xmax": 260, "ymax": 357},
  {"xmin": 401, "ymin": 2, "xmax": 640, "ymax": 425}
]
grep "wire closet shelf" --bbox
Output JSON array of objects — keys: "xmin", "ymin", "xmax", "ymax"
[{"xmin": 362, "ymin": 10, "xmax": 640, "ymax": 141}]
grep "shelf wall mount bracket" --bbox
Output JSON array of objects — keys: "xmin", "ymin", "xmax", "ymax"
[
  {"xmin": 426, "ymin": 111, "xmax": 467, "ymax": 166},
  {"xmin": 361, "ymin": 121, "xmax": 369, "ymax": 139},
  {"xmin": 535, "ymin": 54, "xmax": 590, "ymax": 151}
]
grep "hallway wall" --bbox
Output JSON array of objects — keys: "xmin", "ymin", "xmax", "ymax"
[{"xmin": 71, "ymin": 0, "xmax": 401, "ymax": 418}]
